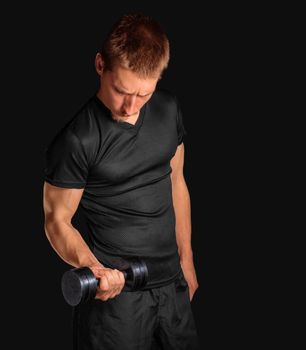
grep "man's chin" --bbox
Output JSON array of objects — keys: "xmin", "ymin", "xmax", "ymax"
[
  {"xmin": 112, "ymin": 114, "xmax": 128, "ymax": 122},
  {"xmin": 116, "ymin": 112, "xmax": 138, "ymax": 118}
]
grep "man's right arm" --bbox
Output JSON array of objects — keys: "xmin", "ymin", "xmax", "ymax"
[
  {"xmin": 43, "ymin": 181, "xmax": 99, "ymax": 268},
  {"xmin": 43, "ymin": 181, "xmax": 125, "ymax": 300}
]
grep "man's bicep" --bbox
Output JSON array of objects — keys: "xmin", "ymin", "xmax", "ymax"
[{"xmin": 43, "ymin": 181, "xmax": 84, "ymax": 223}]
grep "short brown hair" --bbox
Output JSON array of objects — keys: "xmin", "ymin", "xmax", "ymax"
[{"xmin": 100, "ymin": 13, "xmax": 170, "ymax": 78}]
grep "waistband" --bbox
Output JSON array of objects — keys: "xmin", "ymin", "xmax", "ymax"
[{"xmin": 97, "ymin": 254, "xmax": 182, "ymax": 291}]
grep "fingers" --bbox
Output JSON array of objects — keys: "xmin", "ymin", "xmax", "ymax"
[
  {"xmin": 189, "ymin": 284, "xmax": 199, "ymax": 302},
  {"xmin": 95, "ymin": 268, "xmax": 125, "ymax": 301}
]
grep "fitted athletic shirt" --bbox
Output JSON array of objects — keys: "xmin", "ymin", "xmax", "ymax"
[{"xmin": 44, "ymin": 89, "xmax": 187, "ymax": 290}]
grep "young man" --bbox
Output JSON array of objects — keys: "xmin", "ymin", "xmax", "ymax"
[{"xmin": 43, "ymin": 13, "xmax": 200, "ymax": 349}]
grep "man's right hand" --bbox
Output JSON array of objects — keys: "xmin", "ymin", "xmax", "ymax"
[{"xmin": 89, "ymin": 264, "xmax": 125, "ymax": 301}]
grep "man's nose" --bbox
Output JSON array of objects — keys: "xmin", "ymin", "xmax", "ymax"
[{"xmin": 123, "ymin": 95, "xmax": 137, "ymax": 115}]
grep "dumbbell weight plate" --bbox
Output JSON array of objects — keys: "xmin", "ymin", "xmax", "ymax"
[{"xmin": 61, "ymin": 267, "xmax": 97, "ymax": 306}]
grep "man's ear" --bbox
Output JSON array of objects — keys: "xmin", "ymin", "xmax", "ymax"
[{"xmin": 95, "ymin": 53, "xmax": 104, "ymax": 76}]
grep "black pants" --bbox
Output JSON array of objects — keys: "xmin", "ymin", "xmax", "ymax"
[{"xmin": 73, "ymin": 269, "xmax": 200, "ymax": 349}]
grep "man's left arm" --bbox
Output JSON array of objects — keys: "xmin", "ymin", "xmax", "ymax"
[{"xmin": 170, "ymin": 143, "xmax": 199, "ymax": 301}]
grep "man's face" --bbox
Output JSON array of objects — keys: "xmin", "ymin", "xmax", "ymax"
[{"xmin": 98, "ymin": 61, "xmax": 159, "ymax": 120}]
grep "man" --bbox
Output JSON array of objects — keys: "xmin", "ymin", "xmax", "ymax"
[{"xmin": 43, "ymin": 13, "xmax": 200, "ymax": 349}]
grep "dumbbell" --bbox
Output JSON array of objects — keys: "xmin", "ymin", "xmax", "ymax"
[{"xmin": 61, "ymin": 259, "xmax": 148, "ymax": 306}]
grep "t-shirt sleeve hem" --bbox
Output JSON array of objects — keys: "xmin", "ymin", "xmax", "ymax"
[{"xmin": 45, "ymin": 177, "xmax": 86, "ymax": 189}]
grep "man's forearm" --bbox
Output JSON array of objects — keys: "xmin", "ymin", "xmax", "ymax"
[
  {"xmin": 45, "ymin": 220, "xmax": 101, "ymax": 268},
  {"xmin": 172, "ymin": 177, "xmax": 194, "ymax": 262}
]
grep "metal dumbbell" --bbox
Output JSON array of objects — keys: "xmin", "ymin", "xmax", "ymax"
[{"xmin": 61, "ymin": 259, "xmax": 148, "ymax": 306}]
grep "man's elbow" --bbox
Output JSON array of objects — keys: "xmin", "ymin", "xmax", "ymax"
[
  {"xmin": 44, "ymin": 218, "xmax": 59, "ymax": 241},
  {"xmin": 44, "ymin": 214, "xmax": 70, "ymax": 241},
  {"xmin": 171, "ymin": 171, "xmax": 186, "ymax": 187}
]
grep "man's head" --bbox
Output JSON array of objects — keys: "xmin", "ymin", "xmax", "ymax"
[
  {"xmin": 99, "ymin": 13, "xmax": 169, "ymax": 78},
  {"xmin": 95, "ymin": 13, "xmax": 170, "ymax": 120}
]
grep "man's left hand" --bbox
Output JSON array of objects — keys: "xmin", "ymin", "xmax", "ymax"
[{"xmin": 180, "ymin": 259, "xmax": 199, "ymax": 302}]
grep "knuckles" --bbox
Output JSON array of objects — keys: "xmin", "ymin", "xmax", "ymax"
[{"xmin": 94, "ymin": 268, "xmax": 125, "ymax": 301}]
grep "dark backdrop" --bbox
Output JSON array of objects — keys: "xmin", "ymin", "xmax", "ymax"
[{"xmin": 2, "ymin": 2, "xmax": 254, "ymax": 349}]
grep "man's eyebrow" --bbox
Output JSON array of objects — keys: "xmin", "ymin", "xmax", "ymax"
[{"xmin": 113, "ymin": 84, "xmax": 153, "ymax": 97}]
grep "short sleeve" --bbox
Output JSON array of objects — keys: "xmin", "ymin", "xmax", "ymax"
[
  {"xmin": 44, "ymin": 128, "xmax": 88, "ymax": 188},
  {"xmin": 175, "ymin": 97, "xmax": 187, "ymax": 145}
]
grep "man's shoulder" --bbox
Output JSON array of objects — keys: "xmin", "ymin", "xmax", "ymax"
[
  {"xmin": 48, "ymin": 96, "xmax": 101, "ymax": 156},
  {"xmin": 56, "ymin": 96, "xmax": 104, "ymax": 142},
  {"xmin": 152, "ymin": 88, "xmax": 176, "ymax": 104},
  {"xmin": 66, "ymin": 97, "xmax": 97, "ymax": 136},
  {"xmin": 149, "ymin": 88, "xmax": 179, "ymax": 114}
]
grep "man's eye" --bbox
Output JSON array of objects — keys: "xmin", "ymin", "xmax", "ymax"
[{"xmin": 114, "ymin": 88, "xmax": 124, "ymax": 95}]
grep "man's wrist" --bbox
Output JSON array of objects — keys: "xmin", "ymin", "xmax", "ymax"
[{"xmin": 78, "ymin": 255, "xmax": 104, "ymax": 269}]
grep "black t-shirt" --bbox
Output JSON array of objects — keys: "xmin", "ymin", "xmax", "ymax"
[{"xmin": 44, "ymin": 89, "xmax": 187, "ymax": 289}]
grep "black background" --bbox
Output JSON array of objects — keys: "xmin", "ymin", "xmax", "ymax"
[{"xmin": 2, "ymin": 2, "xmax": 260, "ymax": 349}]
